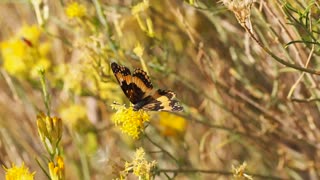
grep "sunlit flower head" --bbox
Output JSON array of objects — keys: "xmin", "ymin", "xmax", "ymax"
[
  {"xmin": 111, "ymin": 105, "xmax": 150, "ymax": 139},
  {"xmin": 158, "ymin": 112, "xmax": 187, "ymax": 137},
  {"xmin": 18, "ymin": 25, "xmax": 41, "ymax": 45},
  {"xmin": 4, "ymin": 163, "xmax": 35, "ymax": 180},
  {"xmin": 133, "ymin": 43, "xmax": 144, "ymax": 58},
  {"xmin": 37, "ymin": 112, "xmax": 63, "ymax": 155},
  {"xmin": 123, "ymin": 147, "xmax": 156, "ymax": 180},
  {"xmin": 65, "ymin": 2, "xmax": 87, "ymax": 19},
  {"xmin": 48, "ymin": 156, "xmax": 65, "ymax": 180},
  {"xmin": 0, "ymin": 24, "xmax": 51, "ymax": 79}
]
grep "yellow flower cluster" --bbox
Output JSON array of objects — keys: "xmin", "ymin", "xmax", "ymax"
[
  {"xmin": 0, "ymin": 25, "xmax": 51, "ymax": 79},
  {"xmin": 48, "ymin": 156, "xmax": 65, "ymax": 180},
  {"xmin": 111, "ymin": 105, "xmax": 150, "ymax": 139},
  {"xmin": 37, "ymin": 112, "xmax": 63, "ymax": 155},
  {"xmin": 65, "ymin": 2, "xmax": 87, "ymax": 19},
  {"xmin": 4, "ymin": 163, "xmax": 35, "ymax": 180},
  {"xmin": 59, "ymin": 104, "xmax": 87, "ymax": 128},
  {"xmin": 53, "ymin": 59, "xmax": 121, "ymax": 102},
  {"xmin": 122, "ymin": 147, "xmax": 156, "ymax": 180},
  {"xmin": 158, "ymin": 112, "xmax": 187, "ymax": 137}
]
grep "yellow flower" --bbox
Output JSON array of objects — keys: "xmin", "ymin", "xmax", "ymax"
[
  {"xmin": 133, "ymin": 43, "xmax": 144, "ymax": 58},
  {"xmin": 59, "ymin": 104, "xmax": 87, "ymax": 128},
  {"xmin": 54, "ymin": 63, "xmax": 83, "ymax": 95},
  {"xmin": 158, "ymin": 112, "xmax": 187, "ymax": 137},
  {"xmin": 65, "ymin": 2, "xmax": 87, "ymax": 19},
  {"xmin": 1, "ymin": 42, "xmax": 27, "ymax": 76},
  {"xmin": 111, "ymin": 105, "xmax": 150, "ymax": 139},
  {"xmin": 30, "ymin": 57, "xmax": 51, "ymax": 78},
  {"xmin": 48, "ymin": 156, "xmax": 65, "ymax": 180},
  {"xmin": 4, "ymin": 163, "xmax": 35, "ymax": 180},
  {"xmin": 53, "ymin": 57, "xmax": 122, "ymax": 102},
  {"xmin": 37, "ymin": 112, "xmax": 63, "ymax": 155},
  {"xmin": 123, "ymin": 147, "xmax": 156, "ymax": 180},
  {"xmin": 97, "ymin": 82, "xmax": 122, "ymax": 101},
  {"xmin": 0, "ymin": 25, "xmax": 51, "ymax": 79},
  {"xmin": 18, "ymin": 25, "xmax": 41, "ymax": 44}
]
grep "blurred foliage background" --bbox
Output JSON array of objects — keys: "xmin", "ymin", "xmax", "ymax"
[{"xmin": 0, "ymin": 0, "xmax": 320, "ymax": 179}]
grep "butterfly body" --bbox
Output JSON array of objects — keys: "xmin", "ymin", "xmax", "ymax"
[
  {"xmin": 111, "ymin": 62, "xmax": 183, "ymax": 112},
  {"xmin": 132, "ymin": 96, "xmax": 153, "ymax": 111}
]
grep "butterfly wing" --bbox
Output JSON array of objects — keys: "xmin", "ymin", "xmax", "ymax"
[
  {"xmin": 140, "ymin": 89, "xmax": 183, "ymax": 112},
  {"xmin": 111, "ymin": 62, "xmax": 137, "ymax": 103},
  {"xmin": 111, "ymin": 62, "xmax": 182, "ymax": 112},
  {"xmin": 111, "ymin": 62, "xmax": 153, "ymax": 104},
  {"xmin": 132, "ymin": 68, "xmax": 153, "ymax": 98}
]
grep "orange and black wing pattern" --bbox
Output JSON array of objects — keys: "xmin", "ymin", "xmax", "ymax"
[
  {"xmin": 111, "ymin": 62, "xmax": 183, "ymax": 112},
  {"xmin": 111, "ymin": 62, "xmax": 147, "ymax": 104},
  {"xmin": 141, "ymin": 89, "xmax": 183, "ymax": 112}
]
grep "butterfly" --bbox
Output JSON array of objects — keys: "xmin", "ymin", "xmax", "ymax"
[{"xmin": 111, "ymin": 62, "xmax": 183, "ymax": 112}]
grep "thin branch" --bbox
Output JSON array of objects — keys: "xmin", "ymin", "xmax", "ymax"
[
  {"xmin": 291, "ymin": 98, "xmax": 320, "ymax": 103},
  {"xmin": 144, "ymin": 134, "xmax": 179, "ymax": 164},
  {"xmin": 155, "ymin": 168, "xmax": 288, "ymax": 180},
  {"xmin": 243, "ymin": 25, "xmax": 320, "ymax": 75},
  {"xmin": 287, "ymin": 10, "xmax": 316, "ymax": 100},
  {"xmin": 286, "ymin": 40, "xmax": 320, "ymax": 46},
  {"xmin": 156, "ymin": 168, "xmax": 233, "ymax": 175},
  {"xmin": 35, "ymin": 158, "xmax": 51, "ymax": 179}
]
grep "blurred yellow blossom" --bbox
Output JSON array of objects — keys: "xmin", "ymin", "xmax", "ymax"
[
  {"xmin": 97, "ymin": 82, "xmax": 122, "ymax": 101},
  {"xmin": 37, "ymin": 112, "xmax": 63, "ymax": 155},
  {"xmin": 122, "ymin": 147, "xmax": 156, "ymax": 180},
  {"xmin": 65, "ymin": 2, "xmax": 87, "ymax": 19},
  {"xmin": 0, "ymin": 24, "xmax": 51, "ymax": 79},
  {"xmin": 54, "ymin": 63, "xmax": 82, "ymax": 95},
  {"xmin": 133, "ymin": 42, "xmax": 149, "ymax": 74},
  {"xmin": 158, "ymin": 112, "xmax": 187, "ymax": 137},
  {"xmin": 111, "ymin": 105, "xmax": 150, "ymax": 139},
  {"xmin": 4, "ymin": 163, "xmax": 35, "ymax": 180},
  {"xmin": 48, "ymin": 156, "xmax": 65, "ymax": 180},
  {"xmin": 59, "ymin": 104, "xmax": 89, "ymax": 129},
  {"xmin": 18, "ymin": 25, "xmax": 41, "ymax": 44},
  {"xmin": 53, "ymin": 61, "xmax": 121, "ymax": 102},
  {"xmin": 133, "ymin": 43, "xmax": 144, "ymax": 58},
  {"xmin": 131, "ymin": 0, "xmax": 154, "ymax": 37}
]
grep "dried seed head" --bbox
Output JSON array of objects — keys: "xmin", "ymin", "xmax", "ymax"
[{"xmin": 221, "ymin": 0, "xmax": 256, "ymax": 27}]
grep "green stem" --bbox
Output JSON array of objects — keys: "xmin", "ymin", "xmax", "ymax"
[
  {"xmin": 244, "ymin": 25, "xmax": 320, "ymax": 75},
  {"xmin": 74, "ymin": 132, "xmax": 91, "ymax": 180},
  {"xmin": 39, "ymin": 69, "xmax": 51, "ymax": 116},
  {"xmin": 92, "ymin": 0, "xmax": 118, "ymax": 55}
]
